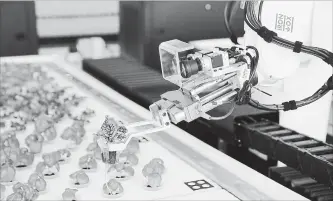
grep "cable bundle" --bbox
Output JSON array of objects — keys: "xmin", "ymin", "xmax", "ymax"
[{"xmin": 243, "ymin": 1, "xmax": 333, "ymax": 111}]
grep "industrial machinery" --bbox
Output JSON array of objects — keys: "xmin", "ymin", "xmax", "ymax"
[
  {"xmin": 96, "ymin": 1, "xmax": 332, "ymax": 164},
  {"xmin": 1, "ymin": 1, "xmax": 331, "ymax": 200},
  {"xmin": 96, "ymin": 39, "xmax": 259, "ymax": 152}
]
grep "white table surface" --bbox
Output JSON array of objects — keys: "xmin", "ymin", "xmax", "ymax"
[{"xmin": 0, "ymin": 55, "xmax": 308, "ymax": 201}]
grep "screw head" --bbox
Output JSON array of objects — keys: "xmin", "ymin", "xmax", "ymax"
[{"xmin": 205, "ymin": 4, "xmax": 212, "ymax": 10}]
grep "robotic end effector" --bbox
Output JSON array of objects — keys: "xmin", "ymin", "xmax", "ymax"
[{"xmin": 155, "ymin": 39, "xmax": 260, "ymax": 122}]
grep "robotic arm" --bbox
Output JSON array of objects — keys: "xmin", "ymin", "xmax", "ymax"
[
  {"xmin": 97, "ymin": 1, "xmax": 333, "ymax": 164},
  {"xmin": 97, "ymin": 39, "xmax": 260, "ymax": 161}
]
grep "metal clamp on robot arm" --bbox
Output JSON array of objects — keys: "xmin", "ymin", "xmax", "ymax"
[{"xmin": 97, "ymin": 40, "xmax": 259, "ymax": 163}]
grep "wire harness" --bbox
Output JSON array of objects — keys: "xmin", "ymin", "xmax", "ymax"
[{"xmin": 242, "ymin": 1, "xmax": 333, "ymax": 111}]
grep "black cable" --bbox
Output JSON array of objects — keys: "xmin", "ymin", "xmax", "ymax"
[
  {"xmin": 242, "ymin": 0, "xmax": 333, "ymax": 111},
  {"xmin": 258, "ymin": 1, "xmax": 263, "ymax": 23},
  {"xmin": 224, "ymin": 1, "xmax": 241, "ymax": 44},
  {"xmin": 224, "ymin": 1, "xmax": 233, "ymax": 36},
  {"xmin": 245, "ymin": 0, "xmax": 333, "ymax": 63},
  {"xmin": 246, "ymin": 46, "xmax": 259, "ymax": 81},
  {"xmin": 236, "ymin": 46, "xmax": 259, "ymax": 105}
]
